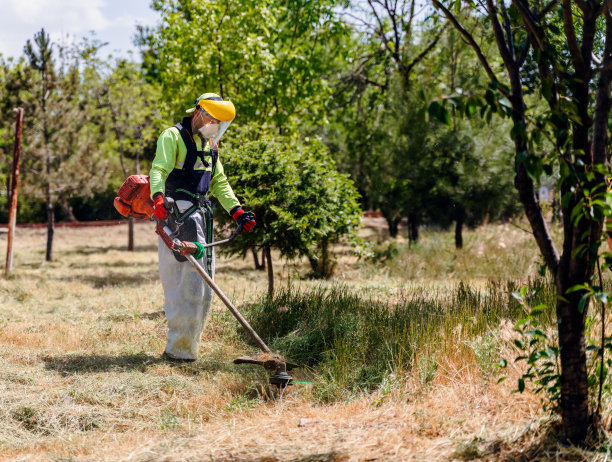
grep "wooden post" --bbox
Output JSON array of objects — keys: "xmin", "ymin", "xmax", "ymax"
[{"xmin": 5, "ymin": 108, "xmax": 24, "ymax": 278}]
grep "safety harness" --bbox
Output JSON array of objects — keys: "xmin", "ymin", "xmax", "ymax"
[{"xmin": 164, "ymin": 117, "xmax": 218, "ymax": 274}]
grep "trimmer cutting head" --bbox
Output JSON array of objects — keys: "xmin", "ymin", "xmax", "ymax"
[{"xmin": 233, "ymin": 352, "xmax": 298, "ymax": 389}]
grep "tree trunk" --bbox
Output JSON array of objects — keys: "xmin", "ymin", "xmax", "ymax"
[
  {"xmin": 128, "ymin": 216, "xmax": 135, "ymax": 251},
  {"xmin": 307, "ymin": 239, "xmax": 336, "ymax": 279},
  {"xmin": 455, "ymin": 206, "xmax": 464, "ymax": 249},
  {"xmin": 551, "ymin": 190, "xmax": 561, "ymax": 224},
  {"xmin": 6, "ymin": 166, "xmax": 11, "ymax": 207},
  {"xmin": 555, "ymin": 287, "xmax": 589, "ymax": 443},
  {"xmin": 251, "ymin": 247, "xmax": 265, "ymax": 270},
  {"xmin": 408, "ymin": 213, "xmax": 419, "ymax": 245},
  {"xmin": 58, "ymin": 191, "xmax": 76, "ymax": 222},
  {"xmin": 45, "ymin": 187, "xmax": 54, "ymax": 262},
  {"xmin": 264, "ymin": 245, "xmax": 273, "ymax": 295},
  {"xmin": 125, "ymin": 148, "xmax": 141, "ymax": 253},
  {"xmin": 386, "ymin": 217, "xmax": 400, "ymax": 238}
]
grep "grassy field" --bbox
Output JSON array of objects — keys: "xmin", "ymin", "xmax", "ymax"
[{"xmin": 0, "ymin": 218, "xmax": 609, "ymax": 461}]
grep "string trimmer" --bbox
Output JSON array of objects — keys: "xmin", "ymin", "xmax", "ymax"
[{"xmin": 155, "ymin": 197, "xmax": 296, "ymax": 388}]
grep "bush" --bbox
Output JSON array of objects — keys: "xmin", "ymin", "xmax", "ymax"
[
  {"xmin": 0, "ymin": 194, "xmax": 46, "ymax": 224},
  {"xmin": 217, "ymin": 135, "xmax": 362, "ymax": 285},
  {"xmin": 0, "ymin": 182, "xmax": 123, "ymax": 224}
]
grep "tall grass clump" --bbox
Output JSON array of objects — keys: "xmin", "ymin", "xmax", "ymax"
[{"xmin": 246, "ymin": 279, "xmax": 556, "ymax": 400}]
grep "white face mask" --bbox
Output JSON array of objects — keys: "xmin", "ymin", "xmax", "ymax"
[{"xmin": 197, "ymin": 123, "xmax": 219, "ymax": 139}]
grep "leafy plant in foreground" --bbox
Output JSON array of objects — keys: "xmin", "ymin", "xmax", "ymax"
[
  {"xmin": 503, "ymin": 286, "xmax": 560, "ymax": 413},
  {"xmin": 504, "ymin": 282, "xmax": 611, "ymax": 417}
]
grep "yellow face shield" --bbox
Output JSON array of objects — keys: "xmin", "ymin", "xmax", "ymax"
[
  {"xmin": 197, "ymin": 99, "xmax": 235, "ymax": 122},
  {"xmin": 187, "ymin": 93, "xmax": 236, "ymax": 145}
]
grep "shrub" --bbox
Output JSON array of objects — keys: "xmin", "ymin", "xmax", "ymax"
[{"xmin": 217, "ymin": 135, "xmax": 362, "ymax": 289}]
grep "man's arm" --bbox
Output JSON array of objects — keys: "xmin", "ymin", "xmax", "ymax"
[
  {"xmin": 210, "ymin": 157, "xmax": 240, "ymax": 214},
  {"xmin": 150, "ymin": 129, "xmax": 179, "ymax": 198}
]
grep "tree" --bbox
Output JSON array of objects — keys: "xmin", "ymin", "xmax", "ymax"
[
  {"xmin": 22, "ymin": 29, "xmax": 111, "ymax": 260},
  {"xmin": 426, "ymin": 24, "xmax": 520, "ymax": 248},
  {"xmin": 433, "ymin": 0, "xmax": 612, "ymax": 443},
  {"xmin": 0, "ymin": 57, "xmax": 31, "ymax": 206},
  {"xmin": 423, "ymin": 120, "xmax": 519, "ymax": 248},
  {"xmin": 98, "ymin": 59, "xmax": 164, "ymax": 250},
  {"xmin": 216, "ymin": 135, "xmax": 362, "ymax": 294},
  {"xmin": 326, "ymin": 0, "xmax": 444, "ymax": 239},
  {"xmin": 140, "ymin": 0, "xmax": 348, "ymax": 131}
]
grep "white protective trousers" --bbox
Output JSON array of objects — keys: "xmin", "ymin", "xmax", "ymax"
[{"xmin": 158, "ymin": 200, "xmax": 215, "ymax": 360}]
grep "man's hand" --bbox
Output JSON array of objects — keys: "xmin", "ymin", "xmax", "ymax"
[
  {"xmin": 232, "ymin": 208, "xmax": 256, "ymax": 232},
  {"xmin": 153, "ymin": 194, "xmax": 169, "ymax": 220}
]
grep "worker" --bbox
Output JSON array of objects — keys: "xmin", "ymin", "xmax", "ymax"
[{"xmin": 150, "ymin": 93, "xmax": 256, "ymax": 362}]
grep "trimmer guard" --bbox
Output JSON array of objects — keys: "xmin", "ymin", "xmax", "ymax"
[{"xmin": 233, "ymin": 353, "xmax": 298, "ymax": 372}]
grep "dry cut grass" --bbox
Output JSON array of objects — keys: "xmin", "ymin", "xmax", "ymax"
[{"xmin": 0, "ymin": 219, "xmax": 608, "ymax": 461}]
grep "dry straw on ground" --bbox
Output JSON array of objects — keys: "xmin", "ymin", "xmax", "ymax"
[{"xmin": 0, "ymin": 219, "xmax": 609, "ymax": 461}]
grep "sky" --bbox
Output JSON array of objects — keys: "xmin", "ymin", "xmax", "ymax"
[{"xmin": 0, "ymin": 0, "xmax": 160, "ymax": 61}]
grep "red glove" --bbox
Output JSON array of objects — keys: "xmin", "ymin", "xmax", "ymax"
[
  {"xmin": 232, "ymin": 208, "xmax": 256, "ymax": 232},
  {"xmin": 153, "ymin": 195, "xmax": 169, "ymax": 220}
]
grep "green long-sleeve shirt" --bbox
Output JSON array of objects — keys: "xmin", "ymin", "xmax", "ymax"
[{"xmin": 149, "ymin": 126, "xmax": 240, "ymax": 214}]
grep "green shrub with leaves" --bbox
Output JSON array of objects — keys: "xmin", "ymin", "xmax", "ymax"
[{"xmin": 217, "ymin": 136, "xmax": 361, "ymax": 291}]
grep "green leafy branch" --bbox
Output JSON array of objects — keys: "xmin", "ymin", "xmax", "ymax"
[{"xmin": 500, "ymin": 285, "xmax": 561, "ymax": 413}]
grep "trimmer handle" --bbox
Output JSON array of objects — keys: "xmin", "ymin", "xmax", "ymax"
[
  {"xmin": 152, "ymin": 196, "xmax": 176, "ymax": 225},
  {"xmin": 198, "ymin": 222, "xmax": 243, "ymax": 249},
  {"xmin": 162, "ymin": 196, "xmax": 242, "ymax": 239},
  {"xmin": 153, "ymin": 196, "xmax": 180, "ymax": 234},
  {"xmin": 162, "ymin": 196, "xmax": 175, "ymax": 213},
  {"xmin": 154, "ymin": 194, "xmax": 243, "ymax": 251},
  {"xmin": 231, "ymin": 223, "xmax": 244, "ymax": 238}
]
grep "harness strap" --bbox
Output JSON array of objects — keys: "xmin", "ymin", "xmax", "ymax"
[
  {"xmin": 173, "ymin": 188, "xmax": 214, "ymax": 276},
  {"xmin": 210, "ymin": 148, "xmax": 218, "ymax": 178},
  {"xmin": 175, "ymin": 122, "xmax": 209, "ymax": 172},
  {"xmin": 171, "ymin": 120, "xmax": 217, "ymax": 275},
  {"xmin": 202, "ymin": 202, "xmax": 214, "ymax": 276}
]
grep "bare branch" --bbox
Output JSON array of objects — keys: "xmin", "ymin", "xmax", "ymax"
[
  {"xmin": 407, "ymin": 0, "xmax": 416, "ymax": 33},
  {"xmin": 517, "ymin": 41, "xmax": 532, "ymax": 67},
  {"xmin": 366, "ymin": 3, "xmax": 392, "ymax": 50},
  {"xmin": 512, "ymin": 0, "xmax": 546, "ymax": 50},
  {"xmin": 432, "ymin": 0, "xmax": 500, "ymax": 85},
  {"xmin": 562, "ymin": 0, "xmax": 586, "ymax": 70},
  {"xmin": 486, "ymin": 0, "xmax": 516, "ymax": 72},
  {"xmin": 537, "ymin": 0, "xmax": 559, "ymax": 19},
  {"xmin": 390, "ymin": 2, "xmax": 402, "ymax": 64},
  {"xmin": 502, "ymin": 6, "xmax": 515, "ymax": 61},
  {"xmin": 405, "ymin": 26, "xmax": 446, "ymax": 75},
  {"xmin": 366, "ymin": 0, "xmax": 402, "ymax": 68}
]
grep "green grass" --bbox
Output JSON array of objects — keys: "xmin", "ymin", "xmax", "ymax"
[{"xmin": 245, "ymin": 279, "xmax": 556, "ymax": 400}]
